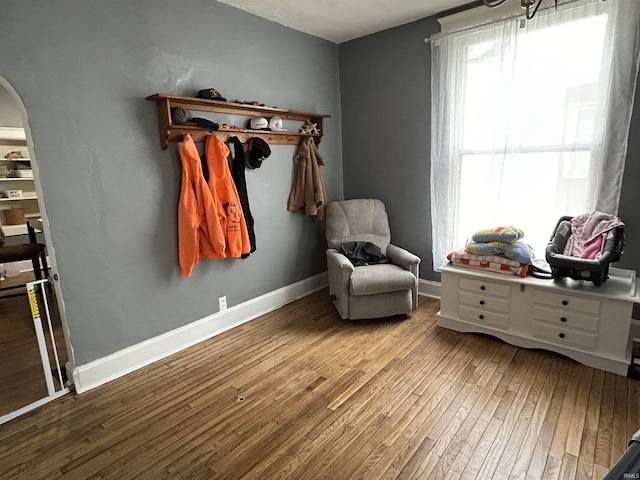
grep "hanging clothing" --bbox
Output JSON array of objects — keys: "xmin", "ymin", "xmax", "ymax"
[
  {"xmin": 287, "ymin": 137, "xmax": 327, "ymax": 221},
  {"xmin": 228, "ymin": 136, "xmax": 256, "ymax": 258},
  {"xmin": 177, "ymin": 134, "xmax": 225, "ymax": 277},
  {"xmin": 178, "ymin": 134, "xmax": 251, "ymax": 277},
  {"xmin": 205, "ymin": 134, "xmax": 251, "ymax": 259}
]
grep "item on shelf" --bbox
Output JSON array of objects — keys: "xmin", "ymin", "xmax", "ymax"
[
  {"xmin": 4, "ymin": 150, "xmax": 28, "ymax": 160},
  {"xmin": 268, "ymin": 116, "xmax": 287, "ymax": 132},
  {"xmin": 171, "ymin": 107, "xmax": 195, "ymax": 125},
  {"xmin": 147, "ymin": 93, "xmax": 329, "ymax": 148},
  {"xmin": 197, "ymin": 87, "xmax": 226, "ymax": 101},
  {"xmin": 2, "ymin": 207, "xmax": 25, "ymax": 225},
  {"xmin": 231, "ymin": 99, "xmax": 271, "ymax": 107},
  {"xmin": 219, "ymin": 124, "xmax": 246, "ymax": 132},
  {"xmin": 0, "ymin": 166, "xmax": 7, "ymax": 178},
  {"xmin": 171, "ymin": 107, "xmax": 219, "ymax": 130},
  {"xmin": 15, "ymin": 169, "xmax": 33, "ymax": 178},
  {"xmin": 0, "ymin": 189, "xmax": 22, "ymax": 199},
  {"xmin": 299, "ymin": 119, "xmax": 320, "ymax": 135},
  {"xmin": 249, "ymin": 117, "xmax": 269, "ymax": 130}
]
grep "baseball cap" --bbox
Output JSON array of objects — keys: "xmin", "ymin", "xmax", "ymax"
[
  {"xmin": 249, "ymin": 117, "xmax": 269, "ymax": 130},
  {"xmin": 268, "ymin": 116, "xmax": 287, "ymax": 131},
  {"xmin": 247, "ymin": 137, "xmax": 271, "ymax": 169},
  {"xmin": 171, "ymin": 107, "xmax": 219, "ymax": 130},
  {"xmin": 197, "ymin": 87, "xmax": 227, "ymax": 101}
]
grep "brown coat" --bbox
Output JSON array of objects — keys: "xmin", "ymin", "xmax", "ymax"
[{"xmin": 287, "ymin": 137, "xmax": 327, "ymax": 221}]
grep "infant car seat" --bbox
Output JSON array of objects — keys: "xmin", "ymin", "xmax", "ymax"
[{"xmin": 545, "ymin": 215, "xmax": 624, "ymax": 286}]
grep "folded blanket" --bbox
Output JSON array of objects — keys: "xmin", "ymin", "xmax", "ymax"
[
  {"xmin": 447, "ymin": 249, "xmax": 528, "ymax": 277},
  {"xmin": 472, "ymin": 226, "xmax": 524, "ymax": 243},
  {"xmin": 465, "ymin": 240, "xmax": 535, "ymax": 265},
  {"xmin": 449, "ymin": 258, "xmax": 529, "ymax": 277},
  {"xmin": 563, "ymin": 211, "xmax": 624, "ymax": 259}
]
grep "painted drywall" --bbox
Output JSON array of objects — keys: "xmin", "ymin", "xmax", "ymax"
[
  {"xmin": 0, "ymin": 0, "xmax": 343, "ymax": 365},
  {"xmin": 616, "ymin": 78, "xmax": 640, "ymax": 275},
  {"xmin": 339, "ymin": 17, "xmax": 441, "ymax": 279},
  {"xmin": 339, "ymin": 10, "xmax": 640, "ymax": 282}
]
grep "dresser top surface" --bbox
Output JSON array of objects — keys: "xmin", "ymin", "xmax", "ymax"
[{"xmin": 440, "ymin": 264, "xmax": 639, "ymax": 302}]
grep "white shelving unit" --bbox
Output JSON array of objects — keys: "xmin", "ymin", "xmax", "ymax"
[{"xmin": 0, "ymin": 128, "xmax": 39, "ymax": 236}]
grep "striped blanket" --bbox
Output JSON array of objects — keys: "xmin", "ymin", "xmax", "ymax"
[{"xmin": 447, "ymin": 249, "xmax": 528, "ymax": 277}]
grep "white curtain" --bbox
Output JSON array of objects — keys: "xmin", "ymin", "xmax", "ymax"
[{"xmin": 430, "ymin": 0, "xmax": 640, "ymax": 271}]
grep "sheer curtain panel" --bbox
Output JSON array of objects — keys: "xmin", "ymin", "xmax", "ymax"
[{"xmin": 430, "ymin": 0, "xmax": 640, "ymax": 271}]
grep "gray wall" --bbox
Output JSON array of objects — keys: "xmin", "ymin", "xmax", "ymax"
[
  {"xmin": 339, "ymin": 12, "xmax": 640, "ymax": 282},
  {"xmin": 0, "ymin": 0, "xmax": 343, "ymax": 365},
  {"xmin": 616, "ymin": 79, "xmax": 640, "ymax": 274},
  {"xmin": 2, "ymin": 0, "xmax": 636, "ymax": 368},
  {"xmin": 339, "ymin": 17, "xmax": 440, "ymax": 278}
]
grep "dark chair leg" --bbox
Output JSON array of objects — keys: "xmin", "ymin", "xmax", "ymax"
[
  {"xmin": 40, "ymin": 252, "xmax": 52, "ymax": 293},
  {"xmin": 31, "ymin": 255, "xmax": 42, "ymax": 280},
  {"xmin": 40, "ymin": 253, "xmax": 48, "ymax": 278}
]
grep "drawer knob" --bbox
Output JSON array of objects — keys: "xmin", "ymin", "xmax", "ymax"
[
  {"xmin": 480, "ymin": 300, "xmax": 485, "ymax": 305},
  {"xmin": 562, "ymin": 300, "xmax": 568, "ymax": 306},
  {"xmin": 560, "ymin": 317, "xmax": 567, "ymax": 323},
  {"xmin": 480, "ymin": 286, "xmax": 486, "ymax": 291},
  {"xmin": 479, "ymin": 315, "xmax": 484, "ymax": 320},
  {"xmin": 559, "ymin": 333, "xmax": 565, "ymax": 339}
]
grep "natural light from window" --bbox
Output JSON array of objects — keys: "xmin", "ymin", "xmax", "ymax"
[{"xmin": 454, "ymin": 14, "xmax": 608, "ymax": 259}]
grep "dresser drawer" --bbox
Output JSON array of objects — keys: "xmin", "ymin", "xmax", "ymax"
[
  {"xmin": 533, "ymin": 290, "xmax": 601, "ymax": 315},
  {"xmin": 532, "ymin": 321, "xmax": 597, "ymax": 350},
  {"xmin": 459, "ymin": 305, "xmax": 508, "ymax": 329},
  {"xmin": 459, "ymin": 277, "xmax": 511, "ymax": 298},
  {"xmin": 459, "ymin": 291, "xmax": 510, "ymax": 313},
  {"xmin": 532, "ymin": 305, "xmax": 599, "ymax": 332}
]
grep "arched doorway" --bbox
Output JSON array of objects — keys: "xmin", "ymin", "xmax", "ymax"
[{"xmin": 0, "ymin": 77, "xmax": 73, "ymax": 424}]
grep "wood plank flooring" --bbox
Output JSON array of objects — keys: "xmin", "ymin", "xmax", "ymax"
[{"xmin": 0, "ymin": 289, "xmax": 638, "ymax": 479}]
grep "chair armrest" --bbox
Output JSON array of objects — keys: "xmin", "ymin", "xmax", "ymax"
[
  {"xmin": 387, "ymin": 244, "xmax": 420, "ymax": 272},
  {"xmin": 388, "ymin": 244, "xmax": 420, "ymax": 311},
  {"xmin": 327, "ymin": 248, "xmax": 355, "ymax": 271},
  {"xmin": 326, "ymin": 249, "xmax": 354, "ymax": 319}
]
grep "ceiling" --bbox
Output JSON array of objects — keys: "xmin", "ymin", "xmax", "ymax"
[{"xmin": 217, "ymin": 0, "xmax": 473, "ymax": 44}]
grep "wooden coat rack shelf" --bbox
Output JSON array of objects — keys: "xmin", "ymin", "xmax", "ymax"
[{"xmin": 146, "ymin": 93, "xmax": 330, "ymax": 150}]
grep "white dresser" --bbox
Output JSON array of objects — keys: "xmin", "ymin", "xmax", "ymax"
[{"xmin": 437, "ymin": 264, "xmax": 639, "ymax": 375}]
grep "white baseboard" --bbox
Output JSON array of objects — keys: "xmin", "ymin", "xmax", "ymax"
[
  {"xmin": 419, "ymin": 279, "xmax": 441, "ymax": 299},
  {"xmin": 72, "ymin": 272, "xmax": 328, "ymax": 393}
]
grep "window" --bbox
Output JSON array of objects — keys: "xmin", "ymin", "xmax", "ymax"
[{"xmin": 430, "ymin": 0, "xmax": 640, "ymax": 271}]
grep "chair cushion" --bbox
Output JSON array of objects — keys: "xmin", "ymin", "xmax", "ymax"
[
  {"xmin": 0, "ymin": 243, "xmax": 45, "ymax": 262},
  {"xmin": 349, "ymin": 264, "xmax": 416, "ymax": 296}
]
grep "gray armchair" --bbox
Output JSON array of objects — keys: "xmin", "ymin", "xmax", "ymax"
[{"xmin": 325, "ymin": 199, "xmax": 420, "ymax": 320}]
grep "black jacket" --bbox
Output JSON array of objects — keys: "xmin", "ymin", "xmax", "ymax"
[{"xmin": 339, "ymin": 241, "xmax": 389, "ymax": 266}]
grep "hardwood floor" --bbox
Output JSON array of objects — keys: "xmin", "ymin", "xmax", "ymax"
[
  {"xmin": 0, "ymin": 289, "xmax": 638, "ymax": 479},
  {"xmin": 0, "ymin": 272, "xmax": 67, "ymax": 418}
]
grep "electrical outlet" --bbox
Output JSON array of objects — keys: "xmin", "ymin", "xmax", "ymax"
[{"xmin": 218, "ymin": 296, "xmax": 227, "ymax": 311}]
